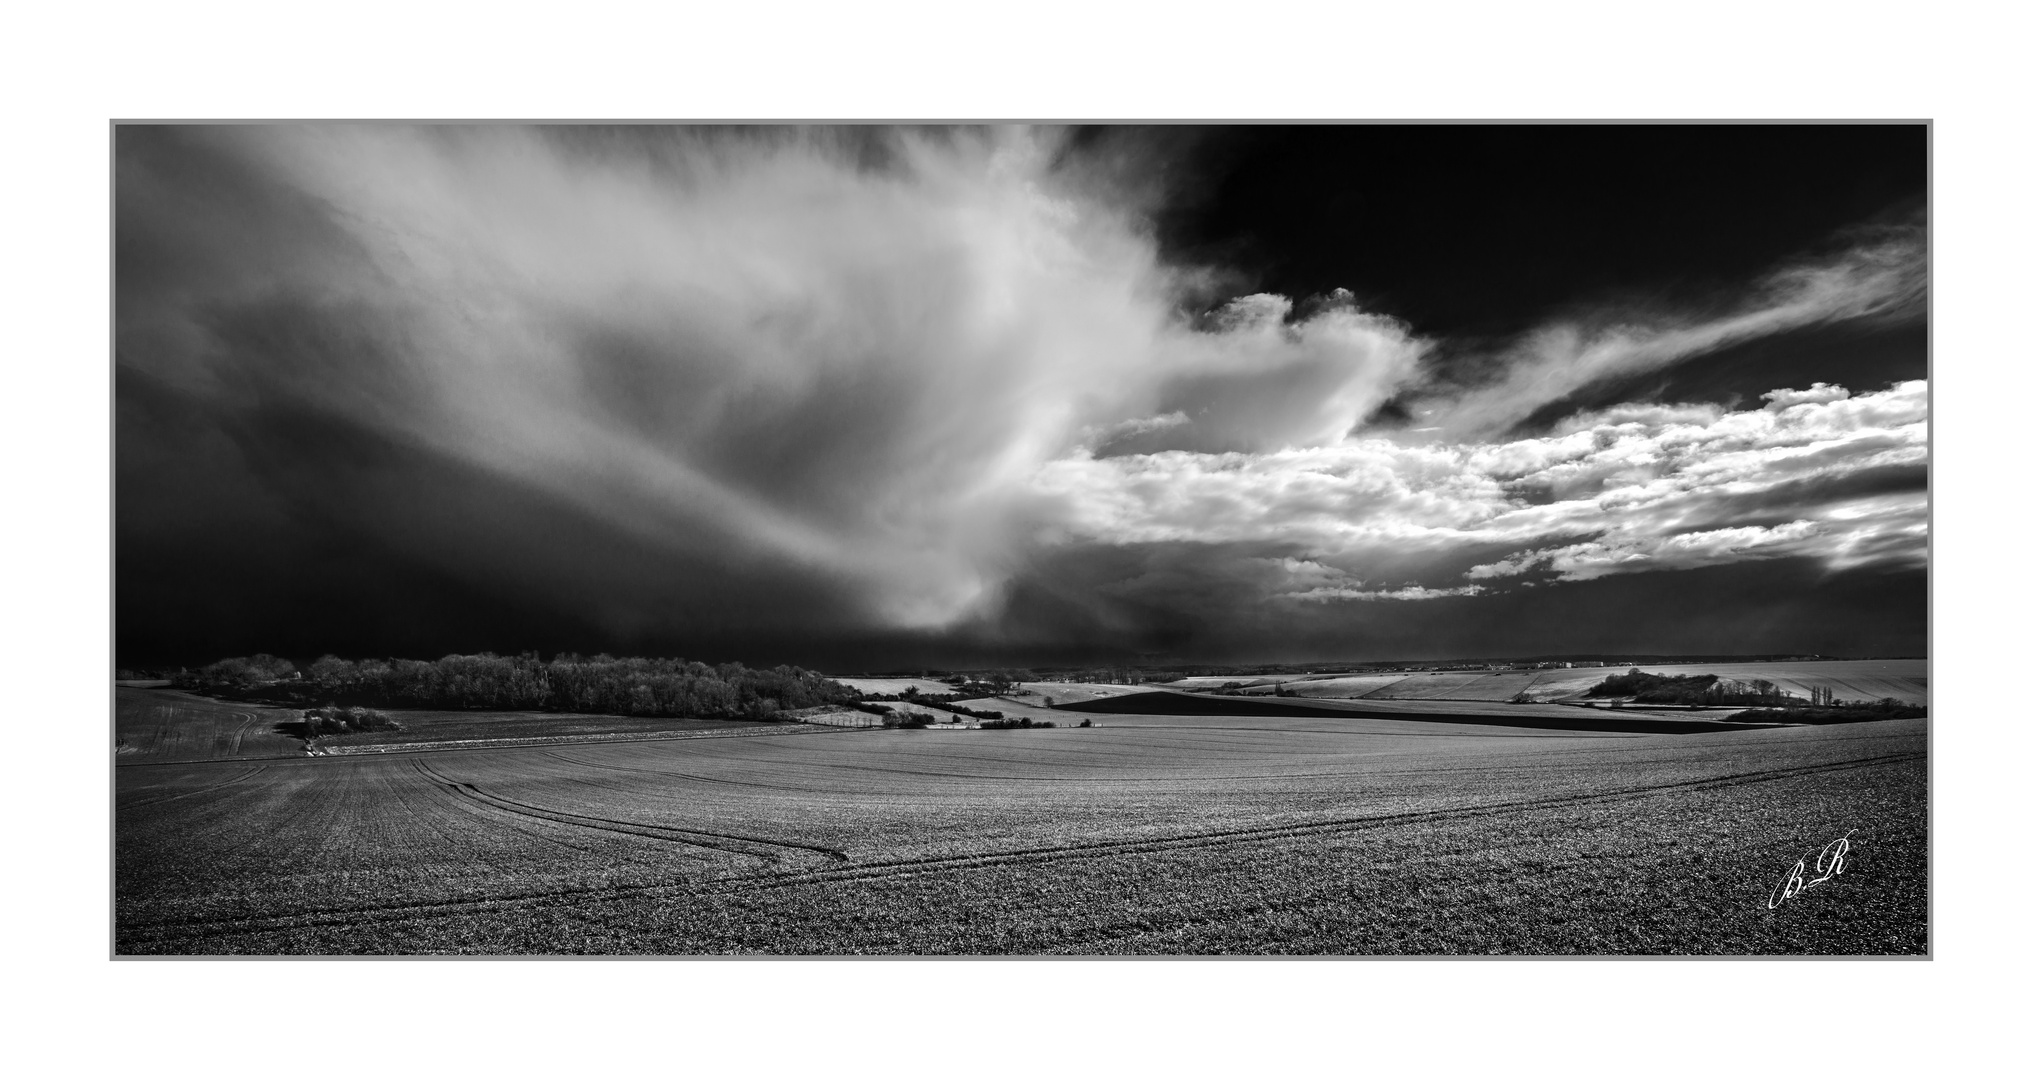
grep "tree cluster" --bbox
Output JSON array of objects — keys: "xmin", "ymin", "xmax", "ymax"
[
  {"xmin": 1583, "ymin": 669, "xmax": 1804, "ymax": 706},
  {"xmin": 173, "ymin": 652, "xmax": 861, "ymax": 720},
  {"xmin": 299, "ymin": 705, "xmax": 403, "ymax": 736}
]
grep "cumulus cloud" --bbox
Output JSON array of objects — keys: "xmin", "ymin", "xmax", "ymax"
[
  {"xmin": 1036, "ymin": 380, "xmax": 1927, "ymax": 597},
  {"xmin": 116, "ymin": 125, "xmax": 1927, "ymax": 654},
  {"xmin": 118, "ymin": 126, "xmax": 1426, "ymax": 634}
]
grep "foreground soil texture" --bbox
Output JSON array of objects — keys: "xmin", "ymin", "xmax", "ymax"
[{"xmin": 115, "ymin": 686, "xmax": 1927, "ymax": 955}]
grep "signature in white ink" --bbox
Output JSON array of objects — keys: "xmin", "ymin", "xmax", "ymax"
[{"xmin": 1768, "ymin": 831, "xmax": 1856, "ymax": 910}]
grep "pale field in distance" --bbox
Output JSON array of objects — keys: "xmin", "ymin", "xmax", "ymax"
[
  {"xmin": 825, "ymin": 677, "xmax": 958, "ymax": 696},
  {"xmin": 1014, "ymin": 681, "xmax": 1152, "ymax": 702},
  {"xmin": 1204, "ymin": 659, "xmax": 1927, "ymax": 706}
]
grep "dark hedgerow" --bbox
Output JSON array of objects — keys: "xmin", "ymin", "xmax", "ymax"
[
  {"xmin": 1724, "ymin": 701, "xmax": 1927, "ymax": 724},
  {"xmin": 172, "ymin": 652, "xmax": 862, "ymax": 721}
]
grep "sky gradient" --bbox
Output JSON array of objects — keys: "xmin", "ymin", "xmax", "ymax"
[{"xmin": 115, "ymin": 125, "xmax": 1928, "ymax": 668}]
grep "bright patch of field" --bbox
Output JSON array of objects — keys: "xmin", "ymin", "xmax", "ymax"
[
  {"xmin": 1161, "ymin": 676, "xmax": 1288, "ymax": 689},
  {"xmin": 1285, "ymin": 674, "xmax": 1417, "ymax": 697},
  {"xmin": 1364, "ymin": 671, "xmax": 1548, "ymax": 700},
  {"xmin": 117, "ymin": 698, "xmax": 1925, "ymax": 954},
  {"xmin": 827, "ymin": 677, "xmax": 957, "ymax": 696},
  {"xmin": 1015, "ymin": 681, "xmax": 1152, "ymax": 703}
]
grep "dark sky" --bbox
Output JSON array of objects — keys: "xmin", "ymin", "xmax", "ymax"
[{"xmin": 115, "ymin": 124, "xmax": 1927, "ymax": 669}]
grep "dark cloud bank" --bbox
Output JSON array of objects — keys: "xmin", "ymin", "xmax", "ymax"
[{"xmin": 116, "ymin": 125, "xmax": 1927, "ymax": 669}]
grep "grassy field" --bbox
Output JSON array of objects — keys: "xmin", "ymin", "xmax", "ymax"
[
  {"xmin": 115, "ymin": 684, "xmax": 1926, "ymax": 955},
  {"xmin": 116, "ymin": 688, "xmax": 305, "ymax": 762}
]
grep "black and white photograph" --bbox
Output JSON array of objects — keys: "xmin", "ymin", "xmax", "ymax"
[{"xmin": 111, "ymin": 122, "xmax": 1931, "ymax": 957}]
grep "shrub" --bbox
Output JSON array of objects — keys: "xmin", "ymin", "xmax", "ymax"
[{"xmin": 299, "ymin": 705, "xmax": 403, "ymax": 736}]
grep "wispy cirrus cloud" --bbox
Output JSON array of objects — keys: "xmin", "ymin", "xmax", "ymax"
[{"xmin": 1404, "ymin": 221, "xmax": 1926, "ymax": 439}]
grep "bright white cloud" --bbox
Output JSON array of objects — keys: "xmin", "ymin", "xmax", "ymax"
[
  {"xmin": 1037, "ymin": 380, "xmax": 1927, "ymax": 595},
  {"xmin": 128, "ymin": 126, "xmax": 1428, "ymax": 630},
  {"xmin": 124, "ymin": 125, "xmax": 1928, "ymax": 630}
]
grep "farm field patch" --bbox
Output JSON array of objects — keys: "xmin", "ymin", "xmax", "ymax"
[
  {"xmin": 1287, "ymin": 674, "xmax": 1424, "ymax": 697},
  {"xmin": 826, "ymin": 677, "xmax": 957, "ymax": 697},
  {"xmin": 1015, "ymin": 681, "xmax": 1152, "ymax": 704},
  {"xmin": 116, "ymin": 687, "xmax": 304, "ymax": 762},
  {"xmin": 117, "ymin": 688, "xmax": 1925, "ymax": 954}
]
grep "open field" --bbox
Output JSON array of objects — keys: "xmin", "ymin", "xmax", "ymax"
[
  {"xmin": 1016, "ymin": 681, "xmax": 1153, "ymax": 702},
  {"xmin": 115, "ymin": 685, "xmax": 1926, "ymax": 955},
  {"xmin": 825, "ymin": 676, "xmax": 958, "ymax": 696}
]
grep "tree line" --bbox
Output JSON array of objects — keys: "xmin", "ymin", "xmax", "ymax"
[{"xmin": 171, "ymin": 652, "xmax": 862, "ymax": 720}]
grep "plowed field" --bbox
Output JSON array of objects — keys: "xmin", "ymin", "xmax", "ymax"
[{"xmin": 115, "ymin": 684, "xmax": 1927, "ymax": 955}]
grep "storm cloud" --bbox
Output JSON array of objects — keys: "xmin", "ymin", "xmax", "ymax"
[{"xmin": 115, "ymin": 125, "xmax": 1928, "ymax": 665}]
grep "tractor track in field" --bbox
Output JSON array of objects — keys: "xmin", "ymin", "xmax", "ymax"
[
  {"xmin": 116, "ymin": 749, "xmax": 1921, "ymax": 951},
  {"xmin": 412, "ymin": 759, "xmax": 850, "ymax": 865},
  {"xmin": 116, "ymin": 765, "xmax": 270, "ymax": 811}
]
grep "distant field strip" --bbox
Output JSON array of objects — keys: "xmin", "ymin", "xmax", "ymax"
[{"xmin": 1050, "ymin": 690, "xmax": 1777, "ymax": 733}]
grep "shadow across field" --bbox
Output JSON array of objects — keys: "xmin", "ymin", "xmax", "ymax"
[{"xmin": 1051, "ymin": 690, "xmax": 1785, "ymax": 735}]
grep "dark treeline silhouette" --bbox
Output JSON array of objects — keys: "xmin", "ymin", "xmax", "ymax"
[
  {"xmin": 1725, "ymin": 702, "xmax": 1926, "ymax": 724},
  {"xmin": 171, "ymin": 652, "xmax": 860, "ymax": 720},
  {"xmin": 1584, "ymin": 669, "xmax": 1803, "ymax": 706}
]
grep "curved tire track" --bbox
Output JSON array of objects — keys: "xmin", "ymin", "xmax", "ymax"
[{"xmin": 414, "ymin": 759, "xmax": 848, "ymax": 865}]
